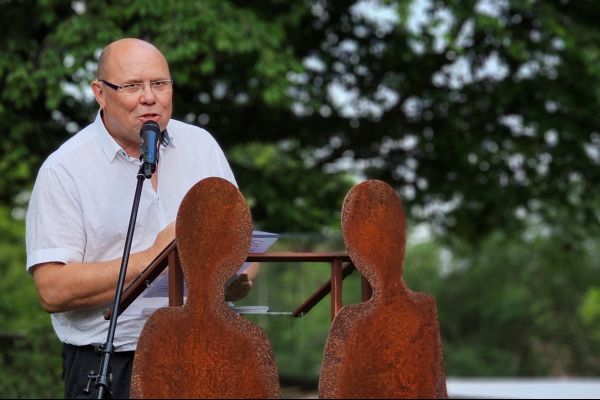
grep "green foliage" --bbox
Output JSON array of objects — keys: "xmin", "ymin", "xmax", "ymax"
[
  {"xmin": 1, "ymin": 0, "xmax": 598, "ymax": 241},
  {"xmin": 580, "ymin": 288, "xmax": 600, "ymax": 343},
  {"xmin": 230, "ymin": 142, "xmax": 356, "ymax": 232},
  {"xmin": 0, "ymin": 207, "xmax": 62, "ymax": 398},
  {"xmin": 0, "ymin": 208, "xmax": 44, "ymax": 330},
  {"xmin": 433, "ymin": 231, "xmax": 600, "ymax": 376},
  {"xmin": 0, "ymin": 327, "xmax": 62, "ymax": 399}
]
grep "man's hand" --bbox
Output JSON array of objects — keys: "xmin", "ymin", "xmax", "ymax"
[
  {"xmin": 225, "ymin": 273, "xmax": 253, "ymax": 302},
  {"xmin": 150, "ymin": 222, "xmax": 176, "ymax": 256}
]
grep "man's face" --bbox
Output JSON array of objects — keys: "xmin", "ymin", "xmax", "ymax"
[{"xmin": 92, "ymin": 42, "xmax": 173, "ymax": 152}]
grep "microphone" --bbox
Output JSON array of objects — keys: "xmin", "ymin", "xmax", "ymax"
[{"xmin": 139, "ymin": 120, "xmax": 161, "ymax": 179}]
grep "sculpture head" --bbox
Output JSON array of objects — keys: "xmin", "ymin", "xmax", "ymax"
[
  {"xmin": 175, "ymin": 177, "xmax": 252, "ymax": 302},
  {"xmin": 341, "ymin": 180, "xmax": 407, "ymax": 294}
]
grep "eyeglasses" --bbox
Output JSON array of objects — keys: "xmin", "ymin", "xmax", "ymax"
[{"xmin": 99, "ymin": 79, "xmax": 174, "ymax": 94}]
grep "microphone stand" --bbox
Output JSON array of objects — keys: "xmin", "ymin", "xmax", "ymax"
[{"xmin": 89, "ymin": 162, "xmax": 153, "ymax": 399}]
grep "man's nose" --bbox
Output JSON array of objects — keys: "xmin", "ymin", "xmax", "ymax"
[{"xmin": 140, "ymin": 82, "xmax": 156, "ymax": 104}]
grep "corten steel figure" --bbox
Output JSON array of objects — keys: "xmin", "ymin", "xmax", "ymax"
[
  {"xmin": 130, "ymin": 177, "xmax": 279, "ymax": 398},
  {"xmin": 319, "ymin": 180, "xmax": 447, "ymax": 399}
]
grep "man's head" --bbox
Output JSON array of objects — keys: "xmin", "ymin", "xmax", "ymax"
[{"xmin": 91, "ymin": 38, "xmax": 173, "ymax": 156}]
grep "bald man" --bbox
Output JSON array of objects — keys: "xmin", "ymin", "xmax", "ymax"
[{"xmin": 26, "ymin": 38, "xmax": 256, "ymax": 398}]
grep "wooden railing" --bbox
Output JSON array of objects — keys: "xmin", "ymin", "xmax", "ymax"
[{"xmin": 104, "ymin": 241, "xmax": 372, "ymax": 321}]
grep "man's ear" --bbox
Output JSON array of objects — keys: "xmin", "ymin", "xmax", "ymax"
[{"xmin": 91, "ymin": 80, "xmax": 106, "ymax": 109}]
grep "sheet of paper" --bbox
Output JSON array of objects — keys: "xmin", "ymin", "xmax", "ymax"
[
  {"xmin": 122, "ymin": 230, "xmax": 278, "ymax": 316},
  {"xmin": 141, "ymin": 269, "xmax": 174, "ymax": 299},
  {"xmin": 237, "ymin": 230, "xmax": 279, "ymax": 275}
]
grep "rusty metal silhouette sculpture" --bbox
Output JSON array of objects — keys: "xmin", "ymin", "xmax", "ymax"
[
  {"xmin": 130, "ymin": 177, "xmax": 279, "ymax": 398},
  {"xmin": 319, "ymin": 180, "xmax": 447, "ymax": 398}
]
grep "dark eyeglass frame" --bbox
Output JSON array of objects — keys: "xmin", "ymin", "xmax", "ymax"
[{"xmin": 99, "ymin": 79, "xmax": 174, "ymax": 93}]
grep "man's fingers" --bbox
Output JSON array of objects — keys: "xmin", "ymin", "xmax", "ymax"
[{"xmin": 225, "ymin": 274, "xmax": 253, "ymax": 301}]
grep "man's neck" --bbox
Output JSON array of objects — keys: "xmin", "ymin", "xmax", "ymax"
[{"xmin": 100, "ymin": 110, "xmax": 141, "ymax": 158}]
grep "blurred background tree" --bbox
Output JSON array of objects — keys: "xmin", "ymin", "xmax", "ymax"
[{"xmin": 1, "ymin": 0, "xmax": 598, "ymax": 397}]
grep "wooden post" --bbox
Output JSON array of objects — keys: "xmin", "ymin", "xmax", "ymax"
[
  {"xmin": 331, "ymin": 258, "xmax": 343, "ymax": 320},
  {"xmin": 168, "ymin": 249, "xmax": 183, "ymax": 306}
]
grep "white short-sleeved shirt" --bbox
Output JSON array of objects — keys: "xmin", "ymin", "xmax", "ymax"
[{"xmin": 26, "ymin": 112, "xmax": 237, "ymax": 351}]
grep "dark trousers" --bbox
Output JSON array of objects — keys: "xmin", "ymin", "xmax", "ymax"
[{"xmin": 62, "ymin": 343, "xmax": 134, "ymax": 399}]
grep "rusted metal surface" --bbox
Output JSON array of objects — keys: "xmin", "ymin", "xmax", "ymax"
[
  {"xmin": 319, "ymin": 180, "xmax": 448, "ymax": 399},
  {"xmin": 130, "ymin": 177, "xmax": 279, "ymax": 398}
]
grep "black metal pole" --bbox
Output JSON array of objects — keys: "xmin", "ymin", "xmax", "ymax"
[{"xmin": 94, "ymin": 166, "xmax": 147, "ymax": 399}]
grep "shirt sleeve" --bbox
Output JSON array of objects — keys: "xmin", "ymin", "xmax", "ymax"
[
  {"xmin": 25, "ymin": 166, "xmax": 86, "ymax": 271},
  {"xmin": 213, "ymin": 139, "xmax": 238, "ymax": 188}
]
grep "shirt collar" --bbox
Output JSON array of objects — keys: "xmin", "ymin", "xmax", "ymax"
[
  {"xmin": 95, "ymin": 111, "xmax": 175, "ymax": 163},
  {"xmin": 164, "ymin": 119, "xmax": 176, "ymax": 148},
  {"xmin": 96, "ymin": 111, "xmax": 123, "ymax": 163}
]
